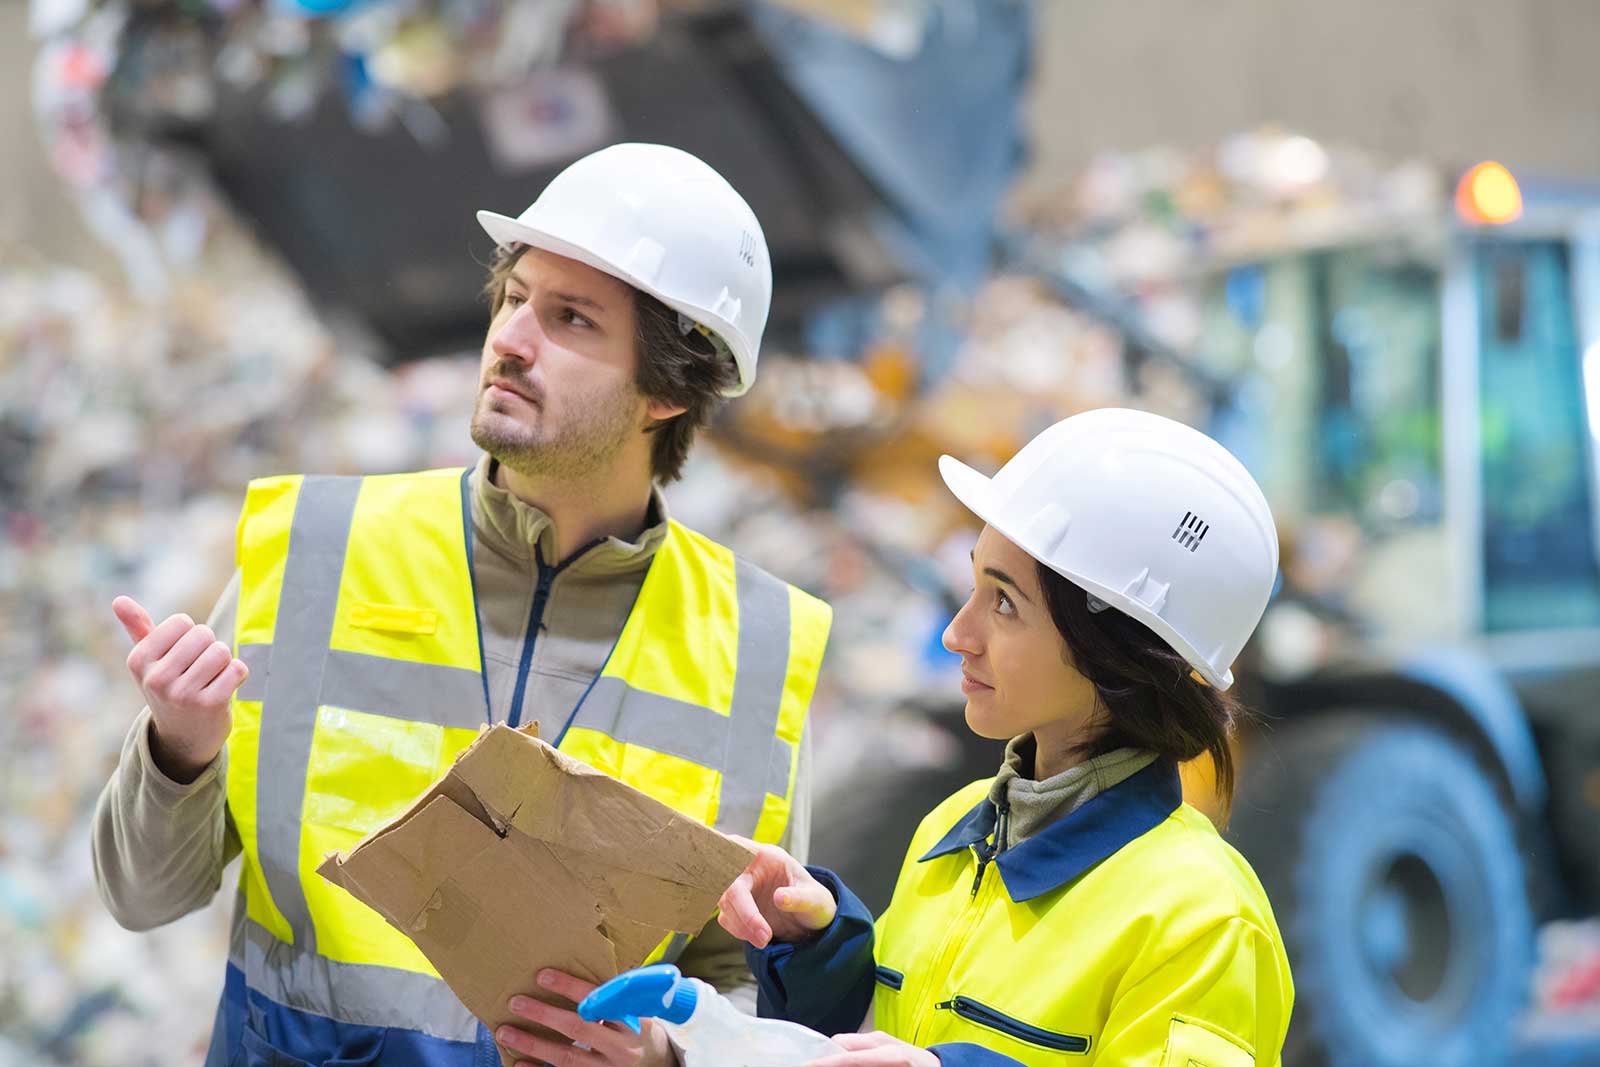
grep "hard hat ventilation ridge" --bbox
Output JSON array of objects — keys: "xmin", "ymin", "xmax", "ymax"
[{"xmin": 1172, "ymin": 512, "xmax": 1210, "ymax": 552}]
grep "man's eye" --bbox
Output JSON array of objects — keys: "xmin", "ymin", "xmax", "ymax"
[{"xmin": 561, "ymin": 308, "xmax": 594, "ymax": 328}]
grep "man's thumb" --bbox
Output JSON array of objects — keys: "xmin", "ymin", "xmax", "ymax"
[{"xmin": 113, "ymin": 596, "xmax": 154, "ymax": 643}]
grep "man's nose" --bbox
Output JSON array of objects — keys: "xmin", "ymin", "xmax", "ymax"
[{"xmin": 490, "ymin": 305, "xmax": 542, "ymax": 364}]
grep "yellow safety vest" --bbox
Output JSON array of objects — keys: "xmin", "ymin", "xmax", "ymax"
[
  {"xmin": 872, "ymin": 763, "xmax": 1293, "ymax": 1066},
  {"xmin": 224, "ymin": 467, "xmax": 831, "ymax": 1044}
]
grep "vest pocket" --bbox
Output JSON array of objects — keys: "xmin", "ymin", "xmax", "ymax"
[
  {"xmin": 348, "ymin": 601, "xmax": 439, "ymax": 635},
  {"xmin": 936, "ymin": 996, "xmax": 1090, "ymax": 1054},
  {"xmin": 1160, "ymin": 1016, "xmax": 1255, "ymax": 1067},
  {"xmin": 874, "ymin": 965, "xmax": 904, "ymax": 991},
  {"xmin": 236, "ymin": 1021, "xmax": 385, "ymax": 1066}
]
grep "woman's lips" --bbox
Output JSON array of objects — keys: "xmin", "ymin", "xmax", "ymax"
[{"xmin": 961, "ymin": 671, "xmax": 993, "ymax": 694}]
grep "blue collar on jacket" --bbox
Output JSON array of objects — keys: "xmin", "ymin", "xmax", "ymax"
[{"xmin": 918, "ymin": 759, "xmax": 1184, "ymax": 902}]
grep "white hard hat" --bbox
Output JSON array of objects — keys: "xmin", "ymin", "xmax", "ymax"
[
  {"xmin": 477, "ymin": 142, "xmax": 771, "ymax": 397},
  {"xmin": 940, "ymin": 408, "xmax": 1279, "ymax": 690}
]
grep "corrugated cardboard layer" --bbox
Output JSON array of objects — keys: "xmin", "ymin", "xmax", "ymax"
[{"xmin": 318, "ymin": 724, "xmax": 754, "ymax": 1066}]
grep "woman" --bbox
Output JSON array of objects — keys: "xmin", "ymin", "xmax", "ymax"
[{"xmin": 718, "ymin": 408, "xmax": 1293, "ymax": 1067}]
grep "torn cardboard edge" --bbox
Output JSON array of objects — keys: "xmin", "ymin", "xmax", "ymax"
[{"xmin": 317, "ymin": 723, "xmax": 755, "ymax": 1066}]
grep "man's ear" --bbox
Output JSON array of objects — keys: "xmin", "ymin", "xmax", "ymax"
[{"xmin": 644, "ymin": 397, "xmax": 688, "ymax": 422}]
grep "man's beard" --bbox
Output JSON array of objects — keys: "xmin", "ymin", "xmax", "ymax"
[{"xmin": 469, "ymin": 363, "xmax": 642, "ymax": 482}]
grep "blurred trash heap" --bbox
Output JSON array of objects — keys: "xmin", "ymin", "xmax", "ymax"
[{"xmin": 14, "ymin": 0, "xmax": 1598, "ymax": 1061}]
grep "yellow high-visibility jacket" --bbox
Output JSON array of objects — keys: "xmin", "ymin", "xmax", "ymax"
[{"xmin": 750, "ymin": 760, "xmax": 1293, "ymax": 1067}]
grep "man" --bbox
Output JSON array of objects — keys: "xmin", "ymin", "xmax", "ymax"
[{"xmin": 93, "ymin": 142, "xmax": 832, "ymax": 1067}]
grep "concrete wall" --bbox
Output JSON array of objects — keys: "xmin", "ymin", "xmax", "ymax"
[
  {"xmin": 1, "ymin": 0, "xmax": 103, "ymax": 274},
  {"xmin": 1019, "ymin": 0, "xmax": 1600, "ymax": 197}
]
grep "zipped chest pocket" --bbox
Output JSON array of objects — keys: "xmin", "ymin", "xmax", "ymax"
[{"xmin": 937, "ymin": 996, "xmax": 1091, "ymax": 1055}]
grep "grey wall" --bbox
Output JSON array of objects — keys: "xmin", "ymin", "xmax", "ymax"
[
  {"xmin": 1, "ymin": 0, "xmax": 104, "ymax": 275},
  {"xmin": 1019, "ymin": 0, "xmax": 1600, "ymax": 198}
]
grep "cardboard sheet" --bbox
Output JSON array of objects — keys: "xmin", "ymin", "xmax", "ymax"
[{"xmin": 317, "ymin": 724, "xmax": 755, "ymax": 1065}]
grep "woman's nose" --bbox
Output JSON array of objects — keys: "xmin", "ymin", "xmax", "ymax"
[{"xmin": 943, "ymin": 595, "xmax": 981, "ymax": 657}]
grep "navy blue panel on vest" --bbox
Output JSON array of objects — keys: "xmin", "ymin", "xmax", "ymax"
[{"xmin": 207, "ymin": 964, "xmax": 476, "ymax": 1067}]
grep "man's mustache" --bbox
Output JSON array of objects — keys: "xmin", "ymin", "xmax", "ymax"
[{"xmin": 483, "ymin": 363, "xmax": 544, "ymax": 405}]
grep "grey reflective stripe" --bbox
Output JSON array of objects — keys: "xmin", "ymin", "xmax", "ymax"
[
  {"xmin": 573, "ymin": 678, "xmax": 797, "ymax": 802},
  {"xmin": 242, "ymin": 917, "xmax": 477, "ymax": 1043},
  {"xmin": 658, "ymin": 932, "xmax": 691, "ymax": 965},
  {"xmin": 257, "ymin": 475, "xmax": 361, "ymax": 955},
  {"xmin": 716, "ymin": 559, "xmax": 793, "ymax": 834},
  {"xmin": 567, "ymin": 558, "xmax": 797, "ymax": 837},
  {"xmin": 237, "ymin": 644, "xmax": 269, "ymax": 703},
  {"xmin": 576, "ymin": 678, "xmax": 727, "ymax": 761},
  {"xmin": 767, "ymin": 735, "xmax": 794, "ymax": 800},
  {"xmin": 238, "ymin": 645, "xmax": 488, "ymax": 728},
  {"xmin": 228, "ymin": 889, "xmax": 247, "ymax": 970},
  {"xmin": 320, "ymin": 650, "xmax": 486, "ymax": 729}
]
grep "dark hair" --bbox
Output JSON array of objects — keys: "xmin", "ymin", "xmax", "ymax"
[
  {"xmin": 1035, "ymin": 560, "xmax": 1246, "ymax": 820},
  {"xmin": 483, "ymin": 244, "xmax": 737, "ymax": 483},
  {"xmin": 629, "ymin": 291, "xmax": 738, "ymax": 483}
]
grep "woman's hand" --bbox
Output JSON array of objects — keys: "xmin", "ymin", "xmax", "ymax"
[
  {"xmin": 802, "ymin": 1032, "xmax": 941, "ymax": 1066},
  {"xmin": 716, "ymin": 836, "xmax": 837, "ymax": 948},
  {"xmin": 496, "ymin": 970, "xmax": 675, "ymax": 1067}
]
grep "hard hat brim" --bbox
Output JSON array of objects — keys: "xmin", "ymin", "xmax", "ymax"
[
  {"xmin": 476, "ymin": 210, "xmax": 753, "ymax": 397},
  {"xmin": 938, "ymin": 454, "xmax": 1234, "ymax": 690}
]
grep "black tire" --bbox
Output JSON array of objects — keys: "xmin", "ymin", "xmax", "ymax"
[{"xmin": 1227, "ymin": 717, "xmax": 1534, "ymax": 1067}]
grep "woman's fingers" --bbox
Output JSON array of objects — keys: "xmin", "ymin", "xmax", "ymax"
[
  {"xmin": 801, "ymin": 1051, "xmax": 900, "ymax": 1067},
  {"xmin": 718, "ymin": 843, "xmax": 836, "ymax": 945},
  {"xmin": 803, "ymin": 1031, "xmax": 939, "ymax": 1067},
  {"xmin": 775, "ymin": 879, "xmax": 837, "ymax": 931},
  {"xmin": 717, "ymin": 869, "xmax": 773, "ymax": 947}
]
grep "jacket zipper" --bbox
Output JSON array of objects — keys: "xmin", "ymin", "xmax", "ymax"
[
  {"xmin": 874, "ymin": 965, "xmax": 904, "ymax": 991},
  {"xmin": 935, "ymin": 996, "xmax": 1091, "ymax": 1053},
  {"xmin": 970, "ymin": 804, "xmax": 1008, "ymax": 897},
  {"xmin": 970, "ymin": 839, "xmax": 996, "ymax": 897},
  {"xmin": 505, "ymin": 539, "xmax": 601, "ymax": 728},
  {"xmin": 910, "ymin": 803, "xmax": 1006, "ymax": 1044}
]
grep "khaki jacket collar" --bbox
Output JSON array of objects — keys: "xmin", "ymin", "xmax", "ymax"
[{"xmin": 467, "ymin": 454, "xmax": 670, "ymax": 576}]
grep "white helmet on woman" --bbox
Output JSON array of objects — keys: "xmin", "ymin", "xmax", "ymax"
[
  {"xmin": 477, "ymin": 142, "xmax": 771, "ymax": 397},
  {"xmin": 939, "ymin": 408, "xmax": 1279, "ymax": 690}
]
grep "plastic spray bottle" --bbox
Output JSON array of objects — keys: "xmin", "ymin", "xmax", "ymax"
[{"xmin": 577, "ymin": 963, "xmax": 844, "ymax": 1066}]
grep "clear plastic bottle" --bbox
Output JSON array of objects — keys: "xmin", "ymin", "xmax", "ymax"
[{"xmin": 577, "ymin": 963, "xmax": 844, "ymax": 1066}]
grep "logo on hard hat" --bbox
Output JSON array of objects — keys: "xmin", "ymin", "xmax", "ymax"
[
  {"xmin": 739, "ymin": 231, "xmax": 756, "ymax": 268},
  {"xmin": 1172, "ymin": 511, "xmax": 1210, "ymax": 552}
]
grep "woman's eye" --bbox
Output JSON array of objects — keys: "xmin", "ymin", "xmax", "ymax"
[
  {"xmin": 560, "ymin": 308, "xmax": 593, "ymax": 328},
  {"xmin": 995, "ymin": 590, "xmax": 1016, "ymax": 616},
  {"xmin": 504, "ymin": 293, "xmax": 526, "ymax": 308}
]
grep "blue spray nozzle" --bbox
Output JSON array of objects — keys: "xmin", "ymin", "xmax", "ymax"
[{"xmin": 577, "ymin": 964, "xmax": 699, "ymax": 1034}]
